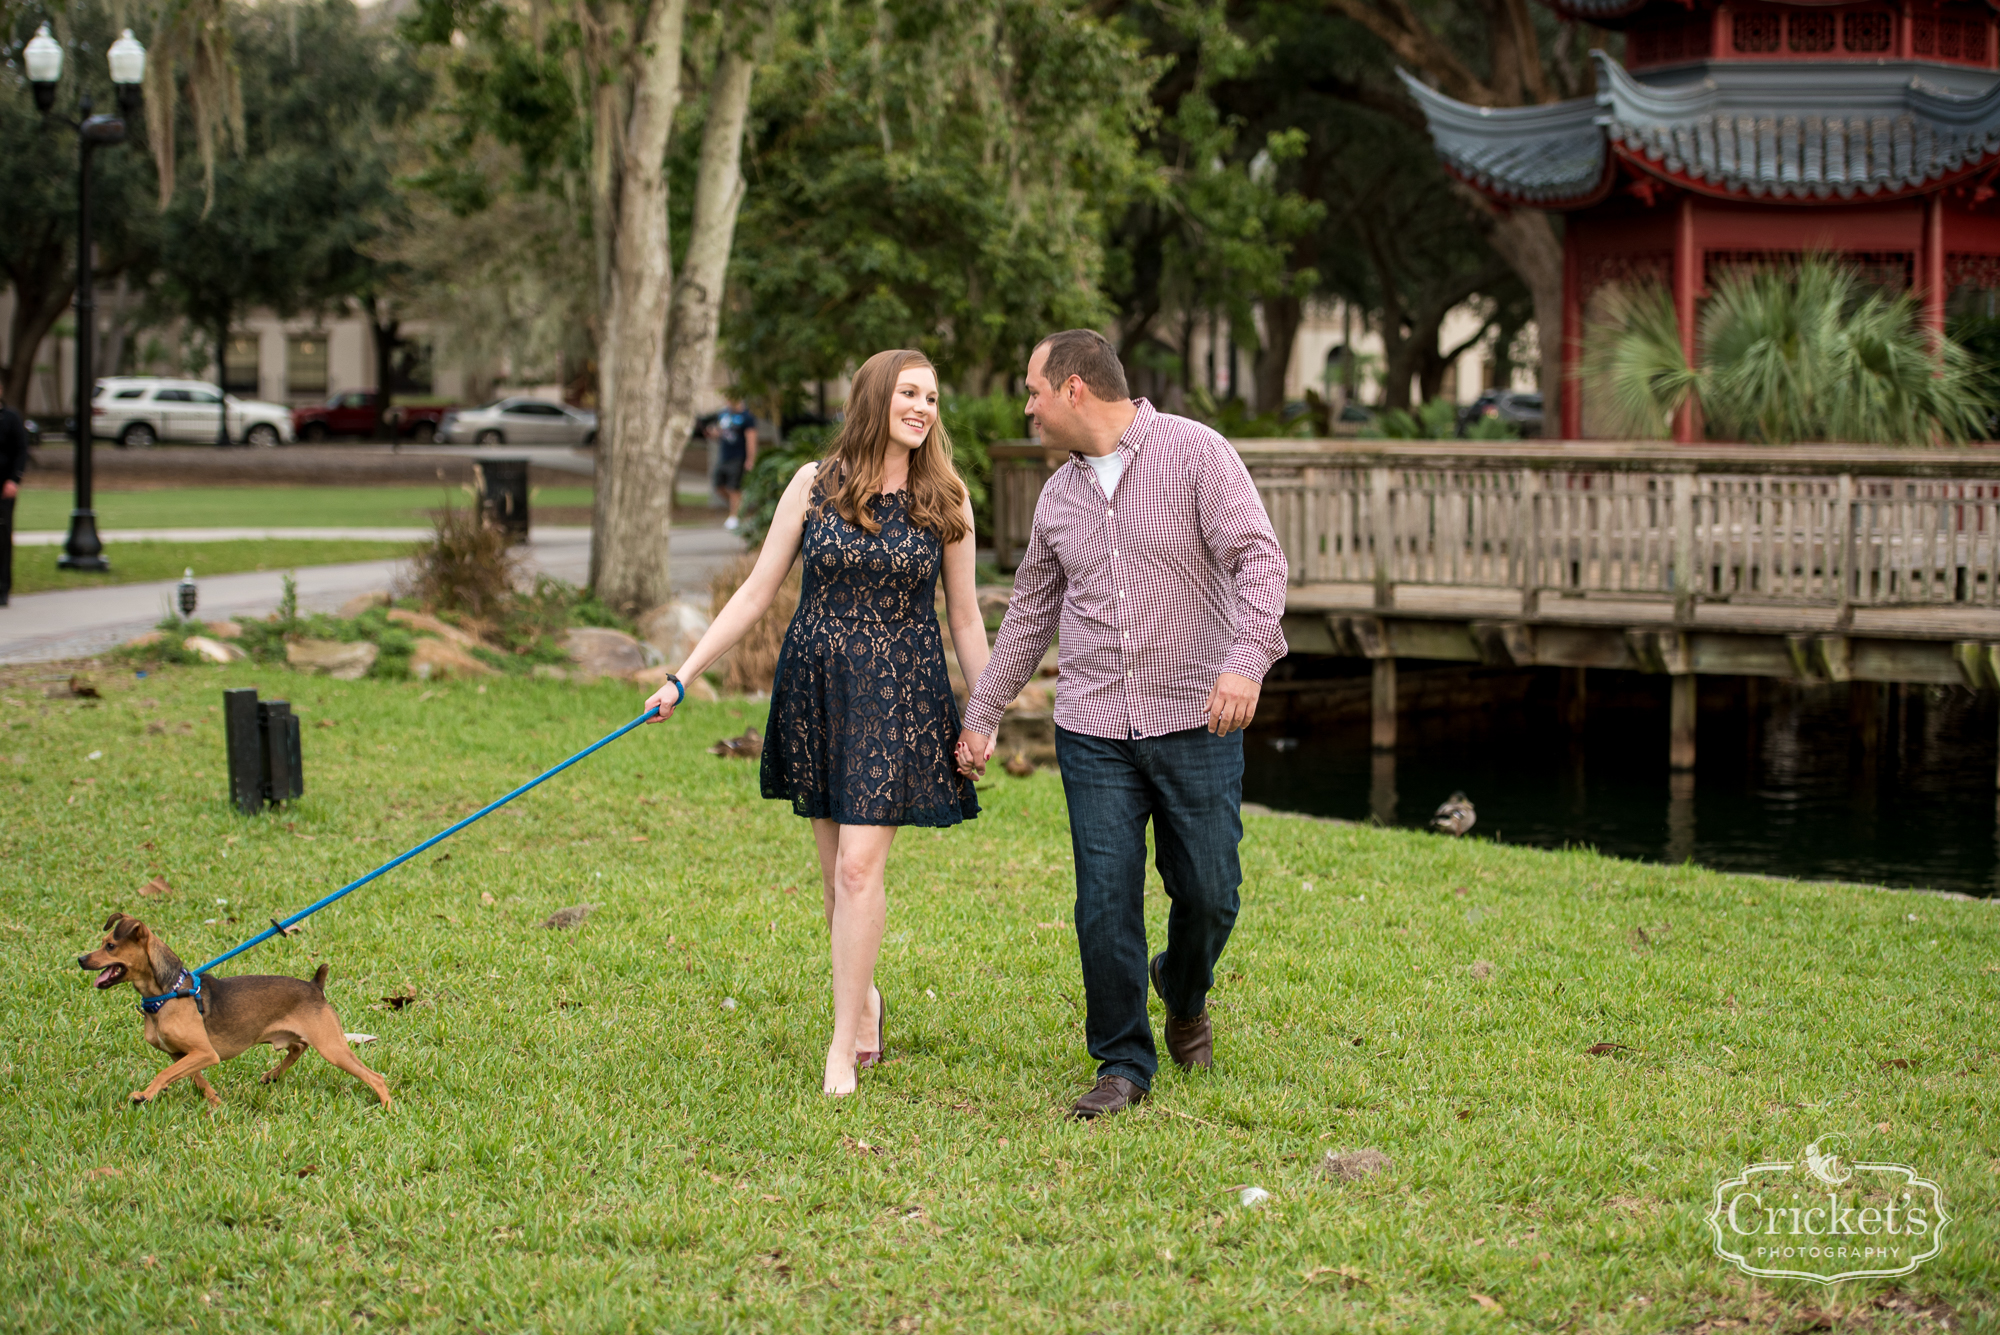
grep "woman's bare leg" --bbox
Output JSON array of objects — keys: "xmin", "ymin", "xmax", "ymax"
[
  {"xmin": 822, "ymin": 822, "xmax": 895, "ymax": 1096},
  {"xmin": 810, "ymin": 819, "xmax": 883, "ymax": 1074}
]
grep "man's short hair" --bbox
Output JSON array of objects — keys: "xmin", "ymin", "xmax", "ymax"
[{"xmin": 1036, "ymin": 329, "xmax": 1129, "ymax": 402}]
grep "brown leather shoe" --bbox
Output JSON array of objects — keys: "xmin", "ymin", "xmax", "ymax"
[
  {"xmin": 1151, "ymin": 952, "xmax": 1213, "ymax": 1071},
  {"xmin": 1070, "ymin": 1074, "xmax": 1146, "ymax": 1119}
]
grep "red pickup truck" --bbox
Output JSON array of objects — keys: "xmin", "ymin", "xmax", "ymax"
[{"xmin": 292, "ymin": 391, "xmax": 456, "ymax": 443}]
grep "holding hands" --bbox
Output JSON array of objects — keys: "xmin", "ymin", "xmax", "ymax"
[{"xmin": 955, "ymin": 730, "xmax": 995, "ymax": 778}]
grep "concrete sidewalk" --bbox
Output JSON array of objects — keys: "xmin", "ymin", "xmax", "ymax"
[{"xmin": 0, "ymin": 527, "xmax": 745, "ymax": 664}]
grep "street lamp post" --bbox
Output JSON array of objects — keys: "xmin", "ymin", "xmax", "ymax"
[{"xmin": 25, "ymin": 23, "xmax": 145, "ymax": 574}]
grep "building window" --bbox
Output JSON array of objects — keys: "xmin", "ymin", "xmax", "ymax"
[
  {"xmin": 1789, "ymin": 12, "xmax": 1837, "ymax": 51},
  {"xmin": 1732, "ymin": 10, "xmax": 1783, "ymax": 52},
  {"xmin": 391, "ymin": 339, "xmax": 434, "ymax": 395},
  {"xmin": 287, "ymin": 335, "xmax": 328, "ymax": 397},
  {"xmin": 1843, "ymin": 11, "xmax": 1893, "ymax": 51},
  {"xmin": 222, "ymin": 335, "xmax": 260, "ymax": 395}
]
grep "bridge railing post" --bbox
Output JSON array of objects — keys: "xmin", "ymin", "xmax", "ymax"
[
  {"xmin": 1517, "ymin": 468, "xmax": 1540, "ymax": 616},
  {"xmin": 1672, "ymin": 472, "xmax": 1696, "ymax": 623},
  {"xmin": 1836, "ymin": 472, "xmax": 1857, "ymax": 626},
  {"xmin": 1370, "ymin": 465, "xmax": 1394, "ymax": 610}
]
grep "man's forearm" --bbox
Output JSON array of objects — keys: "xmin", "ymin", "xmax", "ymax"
[{"xmin": 961, "ymin": 619, "xmax": 1050, "ymax": 736}]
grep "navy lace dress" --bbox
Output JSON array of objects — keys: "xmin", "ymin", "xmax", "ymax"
[{"xmin": 761, "ymin": 487, "xmax": 981, "ymax": 827}]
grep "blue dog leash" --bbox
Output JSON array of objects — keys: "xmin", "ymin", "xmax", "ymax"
[{"xmin": 139, "ymin": 687, "xmax": 680, "ymax": 1013}]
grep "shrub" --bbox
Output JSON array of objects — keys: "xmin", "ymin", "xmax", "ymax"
[
  {"xmin": 404, "ymin": 499, "xmax": 518, "ymax": 617},
  {"xmin": 1586, "ymin": 256, "xmax": 1994, "ymax": 443},
  {"xmin": 707, "ymin": 551, "xmax": 800, "ymax": 695}
]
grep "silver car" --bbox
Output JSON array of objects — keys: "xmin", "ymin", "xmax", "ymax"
[{"xmin": 436, "ymin": 397, "xmax": 597, "ymax": 446}]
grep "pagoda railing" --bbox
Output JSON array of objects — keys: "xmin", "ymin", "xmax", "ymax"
[{"xmin": 990, "ymin": 439, "xmax": 2000, "ymax": 617}]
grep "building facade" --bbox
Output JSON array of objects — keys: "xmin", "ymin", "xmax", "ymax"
[{"xmin": 1403, "ymin": 0, "xmax": 2000, "ymax": 438}]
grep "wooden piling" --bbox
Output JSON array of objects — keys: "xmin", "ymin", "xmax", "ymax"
[
  {"xmin": 1371, "ymin": 658, "xmax": 1397, "ymax": 751},
  {"xmin": 1851, "ymin": 681, "xmax": 1881, "ymax": 762},
  {"xmin": 1669, "ymin": 674, "xmax": 1697, "ymax": 771},
  {"xmin": 1369, "ymin": 751, "xmax": 1397, "ymax": 826},
  {"xmin": 1558, "ymin": 667, "xmax": 1586, "ymax": 733}
]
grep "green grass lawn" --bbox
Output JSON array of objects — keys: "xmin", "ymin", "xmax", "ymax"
[
  {"xmin": 9, "ymin": 540, "xmax": 416, "ymax": 595},
  {"xmin": 11, "ymin": 486, "xmax": 600, "ymax": 532},
  {"xmin": 2, "ymin": 666, "xmax": 1995, "ymax": 1331}
]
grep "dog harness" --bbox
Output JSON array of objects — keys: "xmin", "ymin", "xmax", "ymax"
[{"xmin": 139, "ymin": 969, "xmax": 206, "ymax": 1016}]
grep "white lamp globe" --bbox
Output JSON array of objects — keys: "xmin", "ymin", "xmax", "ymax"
[
  {"xmin": 25, "ymin": 22, "xmax": 63, "ymax": 84},
  {"xmin": 107, "ymin": 29, "xmax": 145, "ymax": 86}
]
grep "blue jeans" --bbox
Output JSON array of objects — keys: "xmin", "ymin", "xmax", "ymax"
[{"xmin": 1055, "ymin": 724, "xmax": 1244, "ymax": 1091}]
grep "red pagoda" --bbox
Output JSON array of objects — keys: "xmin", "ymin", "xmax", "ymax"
[{"xmin": 1402, "ymin": 1, "xmax": 2000, "ymax": 438}]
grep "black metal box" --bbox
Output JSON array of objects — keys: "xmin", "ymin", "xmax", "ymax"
[
  {"xmin": 474, "ymin": 458, "xmax": 531, "ymax": 544},
  {"xmin": 224, "ymin": 687, "xmax": 304, "ymax": 814}
]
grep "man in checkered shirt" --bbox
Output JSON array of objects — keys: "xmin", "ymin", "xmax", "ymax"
[{"xmin": 957, "ymin": 329, "xmax": 1288, "ymax": 1119}]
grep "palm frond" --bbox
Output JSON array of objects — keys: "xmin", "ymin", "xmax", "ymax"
[
  {"xmin": 1581, "ymin": 281, "xmax": 1696, "ymax": 439},
  {"xmin": 1588, "ymin": 255, "xmax": 1994, "ymax": 445}
]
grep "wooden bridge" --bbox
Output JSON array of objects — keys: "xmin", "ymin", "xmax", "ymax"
[{"xmin": 991, "ymin": 439, "xmax": 2000, "ymax": 778}]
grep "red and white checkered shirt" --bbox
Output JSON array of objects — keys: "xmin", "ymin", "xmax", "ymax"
[{"xmin": 963, "ymin": 399, "xmax": 1289, "ymax": 741}]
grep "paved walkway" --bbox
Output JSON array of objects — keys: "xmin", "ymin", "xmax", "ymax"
[
  {"xmin": 15, "ymin": 527, "xmax": 442, "ymax": 544},
  {"xmin": 0, "ymin": 526, "xmax": 745, "ymax": 664}
]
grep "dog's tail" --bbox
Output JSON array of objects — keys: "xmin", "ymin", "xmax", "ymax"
[{"xmin": 310, "ymin": 963, "xmax": 330, "ymax": 994}]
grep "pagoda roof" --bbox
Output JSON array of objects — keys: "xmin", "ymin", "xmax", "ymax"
[
  {"xmin": 1401, "ymin": 52, "xmax": 2000, "ymax": 205},
  {"xmin": 1538, "ymin": 0, "xmax": 2000, "ymax": 31}
]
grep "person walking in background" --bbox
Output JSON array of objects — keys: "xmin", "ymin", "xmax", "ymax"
[
  {"xmin": 647, "ymin": 350, "xmax": 988, "ymax": 1096},
  {"xmin": 0, "ymin": 393, "xmax": 30, "ymax": 607},
  {"xmin": 956, "ymin": 329, "xmax": 1288, "ymax": 1120},
  {"xmin": 709, "ymin": 396, "xmax": 758, "ymax": 532}
]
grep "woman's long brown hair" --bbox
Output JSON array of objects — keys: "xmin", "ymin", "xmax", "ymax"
[{"xmin": 813, "ymin": 349, "xmax": 970, "ymax": 545}]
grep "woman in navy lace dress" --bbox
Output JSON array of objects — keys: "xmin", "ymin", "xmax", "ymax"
[{"xmin": 646, "ymin": 350, "xmax": 989, "ymax": 1096}]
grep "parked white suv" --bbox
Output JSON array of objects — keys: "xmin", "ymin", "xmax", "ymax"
[{"xmin": 91, "ymin": 377, "xmax": 296, "ymax": 448}]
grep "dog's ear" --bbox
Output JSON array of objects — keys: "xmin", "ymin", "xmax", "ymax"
[{"xmin": 104, "ymin": 913, "xmax": 139, "ymax": 940}]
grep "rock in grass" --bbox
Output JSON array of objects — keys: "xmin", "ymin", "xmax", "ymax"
[
  {"xmin": 203, "ymin": 620, "xmax": 244, "ymax": 640},
  {"xmin": 287, "ymin": 639, "xmax": 379, "ymax": 681},
  {"xmin": 338, "ymin": 591, "xmax": 393, "ymax": 619},
  {"xmin": 183, "ymin": 635, "xmax": 246, "ymax": 664},
  {"xmin": 125, "ymin": 630, "xmax": 167, "ymax": 649},
  {"xmin": 561, "ymin": 627, "xmax": 656, "ymax": 680},
  {"xmin": 387, "ymin": 607, "xmax": 488, "ymax": 648},
  {"xmin": 541, "ymin": 903, "xmax": 598, "ymax": 930},
  {"xmin": 637, "ymin": 599, "xmax": 711, "ymax": 666},
  {"xmin": 411, "ymin": 638, "xmax": 494, "ymax": 681},
  {"xmin": 1320, "ymin": 1149, "xmax": 1392, "ymax": 1182}
]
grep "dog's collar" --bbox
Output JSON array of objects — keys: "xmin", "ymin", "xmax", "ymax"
[{"xmin": 139, "ymin": 969, "xmax": 205, "ymax": 1016}]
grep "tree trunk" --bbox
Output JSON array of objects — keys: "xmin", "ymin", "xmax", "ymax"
[
  {"xmin": 1483, "ymin": 208, "xmax": 1565, "ymax": 431},
  {"xmin": 597, "ymin": 39, "xmax": 757, "ymax": 613},
  {"xmin": 99, "ymin": 274, "xmax": 133, "ymax": 379},
  {"xmin": 1255, "ymin": 293, "xmax": 1302, "ymax": 415},
  {"xmin": 590, "ymin": 0, "xmax": 689, "ymax": 604},
  {"xmin": 367, "ymin": 298, "xmax": 399, "ymax": 442},
  {"xmin": 2, "ymin": 274, "xmax": 71, "ymax": 416},
  {"xmin": 216, "ymin": 316, "xmax": 232, "ymax": 447}
]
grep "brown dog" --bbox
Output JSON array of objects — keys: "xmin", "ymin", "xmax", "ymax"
[{"xmin": 78, "ymin": 913, "xmax": 391, "ymax": 1109}]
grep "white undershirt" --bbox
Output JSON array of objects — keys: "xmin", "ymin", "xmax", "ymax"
[{"xmin": 1082, "ymin": 449, "xmax": 1126, "ymax": 497}]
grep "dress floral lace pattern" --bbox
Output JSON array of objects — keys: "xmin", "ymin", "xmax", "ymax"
[{"xmin": 761, "ymin": 488, "xmax": 980, "ymax": 827}]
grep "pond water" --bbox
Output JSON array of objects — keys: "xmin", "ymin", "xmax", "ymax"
[{"xmin": 1242, "ymin": 673, "xmax": 2000, "ymax": 897}]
